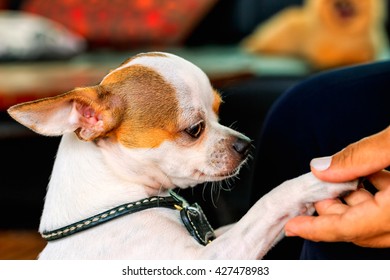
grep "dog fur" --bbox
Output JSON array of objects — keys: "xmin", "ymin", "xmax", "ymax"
[{"xmin": 8, "ymin": 52, "xmax": 357, "ymax": 259}]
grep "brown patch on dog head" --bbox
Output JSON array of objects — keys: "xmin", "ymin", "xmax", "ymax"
[{"xmin": 102, "ymin": 64, "xmax": 179, "ymax": 148}]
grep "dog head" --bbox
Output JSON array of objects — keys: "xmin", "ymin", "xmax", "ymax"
[
  {"xmin": 309, "ymin": 0, "xmax": 386, "ymax": 33},
  {"xmin": 8, "ymin": 52, "xmax": 251, "ymax": 191}
]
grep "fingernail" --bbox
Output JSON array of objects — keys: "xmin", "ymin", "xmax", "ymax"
[{"xmin": 310, "ymin": 156, "xmax": 332, "ymax": 171}]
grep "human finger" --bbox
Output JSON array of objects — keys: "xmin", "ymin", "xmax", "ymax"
[
  {"xmin": 367, "ymin": 170, "xmax": 390, "ymax": 191},
  {"xmin": 343, "ymin": 188, "xmax": 373, "ymax": 206},
  {"xmin": 314, "ymin": 198, "xmax": 348, "ymax": 215},
  {"xmin": 286, "ymin": 214, "xmax": 390, "ymax": 247},
  {"xmin": 353, "ymin": 233, "xmax": 390, "ymax": 248},
  {"xmin": 285, "ymin": 215, "xmax": 348, "ymax": 242}
]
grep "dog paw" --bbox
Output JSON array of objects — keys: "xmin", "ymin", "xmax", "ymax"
[
  {"xmin": 263, "ymin": 172, "xmax": 358, "ymax": 219},
  {"xmin": 297, "ymin": 172, "xmax": 359, "ymax": 204}
]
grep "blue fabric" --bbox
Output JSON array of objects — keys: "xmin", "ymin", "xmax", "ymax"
[{"xmin": 251, "ymin": 61, "xmax": 390, "ymax": 259}]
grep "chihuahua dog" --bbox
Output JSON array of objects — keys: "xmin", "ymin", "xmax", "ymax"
[
  {"xmin": 242, "ymin": 0, "xmax": 388, "ymax": 69},
  {"xmin": 8, "ymin": 52, "xmax": 357, "ymax": 259}
]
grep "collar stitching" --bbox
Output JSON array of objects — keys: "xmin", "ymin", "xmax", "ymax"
[{"xmin": 42, "ymin": 196, "xmax": 179, "ymax": 241}]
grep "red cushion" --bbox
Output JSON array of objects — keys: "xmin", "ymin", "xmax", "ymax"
[
  {"xmin": 0, "ymin": 0, "xmax": 9, "ymax": 9},
  {"xmin": 22, "ymin": 0, "xmax": 217, "ymax": 49}
]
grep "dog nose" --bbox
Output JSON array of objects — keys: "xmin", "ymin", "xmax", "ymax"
[{"xmin": 232, "ymin": 136, "xmax": 251, "ymax": 158}]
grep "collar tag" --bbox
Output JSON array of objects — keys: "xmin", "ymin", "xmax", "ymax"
[{"xmin": 180, "ymin": 203, "xmax": 216, "ymax": 245}]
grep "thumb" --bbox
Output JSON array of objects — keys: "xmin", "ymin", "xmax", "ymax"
[{"xmin": 310, "ymin": 126, "xmax": 390, "ymax": 182}]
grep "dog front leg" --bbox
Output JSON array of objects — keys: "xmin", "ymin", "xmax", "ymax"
[
  {"xmin": 214, "ymin": 224, "xmax": 234, "ymax": 237},
  {"xmin": 198, "ymin": 193, "xmax": 296, "ymax": 259},
  {"xmin": 198, "ymin": 172, "xmax": 357, "ymax": 259}
]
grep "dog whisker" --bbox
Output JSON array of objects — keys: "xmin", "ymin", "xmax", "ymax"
[
  {"xmin": 210, "ymin": 182, "xmax": 220, "ymax": 208},
  {"xmin": 228, "ymin": 121, "xmax": 238, "ymax": 130},
  {"xmin": 201, "ymin": 182, "xmax": 209, "ymax": 202}
]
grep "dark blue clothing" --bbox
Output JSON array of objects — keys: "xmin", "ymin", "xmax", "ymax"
[{"xmin": 250, "ymin": 61, "xmax": 390, "ymax": 259}]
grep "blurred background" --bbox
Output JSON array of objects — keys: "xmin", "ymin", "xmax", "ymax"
[{"xmin": 1, "ymin": 0, "xmax": 389, "ymax": 259}]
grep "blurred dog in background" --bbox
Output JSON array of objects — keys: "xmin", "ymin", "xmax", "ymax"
[{"xmin": 242, "ymin": 0, "xmax": 388, "ymax": 69}]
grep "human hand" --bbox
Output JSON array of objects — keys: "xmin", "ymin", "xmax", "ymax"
[{"xmin": 285, "ymin": 126, "xmax": 390, "ymax": 248}]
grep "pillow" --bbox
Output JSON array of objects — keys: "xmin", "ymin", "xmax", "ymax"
[
  {"xmin": 22, "ymin": 0, "xmax": 218, "ymax": 49},
  {"xmin": 0, "ymin": 11, "xmax": 86, "ymax": 61}
]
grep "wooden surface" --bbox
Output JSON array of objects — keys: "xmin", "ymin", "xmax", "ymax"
[{"xmin": 0, "ymin": 230, "xmax": 46, "ymax": 260}]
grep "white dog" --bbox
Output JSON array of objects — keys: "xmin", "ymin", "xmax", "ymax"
[{"xmin": 8, "ymin": 52, "xmax": 357, "ymax": 259}]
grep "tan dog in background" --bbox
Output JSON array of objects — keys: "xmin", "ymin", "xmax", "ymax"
[{"xmin": 242, "ymin": 0, "xmax": 388, "ymax": 69}]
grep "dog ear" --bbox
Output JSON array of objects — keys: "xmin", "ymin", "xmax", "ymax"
[{"xmin": 7, "ymin": 86, "xmax": 123, "ymax": 141}]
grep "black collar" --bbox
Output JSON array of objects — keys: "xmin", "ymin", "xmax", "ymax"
[{"xmin": 41, "ymin": 191, "xmax": 215, "ymax": 246}]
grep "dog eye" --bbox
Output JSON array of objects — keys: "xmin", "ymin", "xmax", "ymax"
[{"xmin": 185, "ymin": 121, "xmax": 205, "ymax": 138}]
